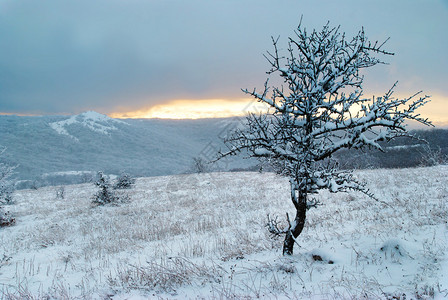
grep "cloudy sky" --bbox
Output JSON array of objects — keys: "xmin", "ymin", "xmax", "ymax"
[{"xmin": 0, "ymin": 0, "xmax": 447, "ymax": 123}]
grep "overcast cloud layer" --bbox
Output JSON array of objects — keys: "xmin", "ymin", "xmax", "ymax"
[{"xmin": 0, "ymin": 0, "xmax": 447, "ymax": 115}]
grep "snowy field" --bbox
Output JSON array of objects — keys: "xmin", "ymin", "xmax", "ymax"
[{"xmin": 1, "ymin": 166, "xmax": 447, "ymax": 299}]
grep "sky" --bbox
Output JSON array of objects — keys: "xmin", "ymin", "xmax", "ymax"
[{"xmin": 0, "ymin": 0, "xmax": 447, "ymax": 124}]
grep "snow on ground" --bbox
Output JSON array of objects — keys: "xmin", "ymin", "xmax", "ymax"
[{"xmin": 0, "ymin": 166, "xmax": 447, "ymax": 299}]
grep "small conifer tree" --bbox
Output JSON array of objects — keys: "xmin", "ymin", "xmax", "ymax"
[{"xmin": 92, "ymin": 172, "xmax": 118, "ymax": 205}]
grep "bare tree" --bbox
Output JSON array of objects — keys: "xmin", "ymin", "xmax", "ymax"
[
  {"xmin": 191, "ymin": 157, "xmax": 209, "ymax": 174},
  {"xmin": 219, "ymin": 22, "xmax": 432, "ymax": 255},
  {"xmin": 419, "ymin": 146, "xmax": 447, "ymax": 166}
]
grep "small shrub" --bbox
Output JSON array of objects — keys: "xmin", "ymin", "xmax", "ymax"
[
  {"xmin": 56, "ymin": 186, "xmax": 65, "ymax": 199},
  {"xmin": 113, "ymin": 172, "xmax": 135, "ymax": 190},
  {"xmin": 0, "ymin": 183, "xmax": 14, "ymax": 205},
  {"xmin": 191, "ymin": 157, "xmax": 209, "ymax": 173},
  {"xmin": 0, "ymin": 207, "xmax": 15, "ymax": 227},
  {"xmin": 419, "ymin": 146, "xmax": 448, "ymax": 166},
  {"xmin": 0, "ymin": 160, "xmax": 15, "ymax": 205},
  {"xmin": 92, "ymin": 172, "xmax": 118, "ymax": 205},
  {"xmin": 30, "ymin": 180, "xmax": 40, "ymax": 190}
]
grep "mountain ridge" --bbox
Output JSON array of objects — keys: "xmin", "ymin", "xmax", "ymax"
[
  {"xmin": 49, "ymin": 111, "xmax": 128, "ymax": 140},
  {"xmin": 0, "ymin": 112, "xmax": 254, "ymax": 187},
  {"xmin": 1, "ymin": 112, "xmax": 447, "ymax": 188}
]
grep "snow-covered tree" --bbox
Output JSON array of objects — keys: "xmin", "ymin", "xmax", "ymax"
[
  {"xmin": 219, "ymin": 22, "xmax": 432, "ymax": 255},
  {"xmin": 0, "ymin": 207, "xmax": 15, "ymax": 227},
  {"xmin": 0, "ymin": 149, "xmax": 16, "ymax": 205},
  {"xmin": 0, "ymin": 148, "xmax": 16, "ymax": 226},
  {"xmin": 92, "ymin": 172, "xmax": 118, "ymax": 205},
  {"xmin": 113, "ymin": 172, "xmax": 136, "ymax": 189},
  {"xmin": 0, "ymin": 166, "xmax": 15, "ymax": 204}
]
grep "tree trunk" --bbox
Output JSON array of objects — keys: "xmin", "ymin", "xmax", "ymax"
[{"xmin": 282, "ymin": 192, "xmax": 307, "ymax": 255}]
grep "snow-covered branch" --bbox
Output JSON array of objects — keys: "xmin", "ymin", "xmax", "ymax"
[{"xmin": 217, "ymin": 21, "xmax": 432, "ymax": 255}]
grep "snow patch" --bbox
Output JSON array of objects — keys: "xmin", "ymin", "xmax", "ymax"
[
  {"xmin": 386, "ymin": 144, "xmax": 424, "ymax": 151},
  {"xmin": 49, "ymin": 111, "xmax": 128, "ymax": 140},
  {"xmin": 379, "ymin": 239, "xmax": 411, "ymax": 259},
  {"xmin": 41, "ymin": 170, "xmax": 95, "ymax": 177}
]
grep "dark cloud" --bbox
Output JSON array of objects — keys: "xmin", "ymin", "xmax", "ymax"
[{"xmin": 0, "ymin": 0, "xmax": 447, "ymax": 115}]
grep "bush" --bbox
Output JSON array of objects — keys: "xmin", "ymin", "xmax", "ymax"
[
  {"xmin": 0, "ymin": 160, "xmax": 15, "ymax": 205},
  {"xmin": 92, "ymin": 172, "xmax": 119, "ymax": 205},
  {"xmin": 419, "ymin": 146, "xmax": 448, "ymax": 166},
  {"xmin": 191, "ymin": 157, "xmax": 209, "ymax": 173},
  {"xmin": 113, "ymin": 172, "xmax": 135, "ymax": 190},
  {"xmin": 0, "ymin": 207, "xmax": 15, "ymax": 227},
  {"xmin": 56, "ymin": 186, "xmax": 65, "ymax": 199},
  {"xmin": 0, "ymin": 183, "xmax": 14, "ymax": 205}
]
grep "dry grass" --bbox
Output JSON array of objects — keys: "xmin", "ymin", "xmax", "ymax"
[{"xmin": 0, "ymin": 166, "xmax": 447, "ymax": 298}]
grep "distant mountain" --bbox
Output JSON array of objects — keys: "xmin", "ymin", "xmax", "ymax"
[
  {"xmin": 48, "ymin": 111, "xmax": 128, "ymax": 141},
  {"xmin": 0, "ymin": 112, "xmax": 446, "ymax": 188},
  {"xmin": 0, "ymin": 112, "xmax": 254, "ymax": 188}
]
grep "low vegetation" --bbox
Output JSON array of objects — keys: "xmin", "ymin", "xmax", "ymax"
[
  {"xmin": 0, "ymin": 166, "xmax": 447, "ymax": 298},
  {"xmin": 113, "ymin": 172, "xmax": 136, "ymax": 190},
  {"xmin": 0, "ymin": 152, "xmax": 16, "ymax": 227},
  {"xmin": 92, "ymin": 171, "xmax": 119, "ymax": 205},
  {"xmin": 0, "ymin": 208, "xmax": 15, "ymax": 227}
]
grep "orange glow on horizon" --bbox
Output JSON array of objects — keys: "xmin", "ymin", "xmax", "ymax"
[
  {"xmin": 108, "ymin": 94, "xmax": 448, "ymax": 127},
  {"xmin": 381, "ymin": 92, "xmax": 448, "ymax": 127},
  {"xmin": 0, "ymin": 112, "xmax": 42, "ymax": 117},
  {"xmin": 109, "ymin": 99, "xmax": 269, "ymax": 119},
  {"xmin": 411, "ymin": 94, "xmax": 448, "ymax": 126},
  {"xmin": 1, "ymin": 94, "xmax": 446, "ymax": 128}
]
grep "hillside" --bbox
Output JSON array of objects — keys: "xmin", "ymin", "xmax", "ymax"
[
  {"xmin": 0, "ymin": 112, "xmax": 253, "ymax": 187},
  {"xmin": 1, "ymin": 112, "xmax": 447, "ymax": 188},
  {"xmin": 1, "ymin": 166, "xmax": 447, "ymax": 298}
]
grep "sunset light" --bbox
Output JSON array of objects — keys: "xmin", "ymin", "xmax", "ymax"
[
  {"xmin": 109, "ymin": 99, "xmax": 268, "ymax": 119},
  {"xmin": 107, "ymin": 94, "xmax": 448, "ymax": 127},
  {"xmin": 1, "ymin": 1, "xmax": 447, "ymax": 298},
  {"xmin": 414, "ymin": 94, "xmax": 448, "ymax": 127}
]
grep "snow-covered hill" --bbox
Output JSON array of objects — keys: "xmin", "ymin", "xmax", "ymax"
[
  {"xmin": 0, "ymin": 112, "xmax": 447, "ymax": 188},
  {"xmin": 1, "ymin": 166, "xmax": 447, "ymax": 298},
  {"xmin": 0, "ymin": 113, "xmax": 255, "ymax": 187},
  {"xmin": 49, "ymin": 111, "xmax": 127, "ymax": 140}
]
